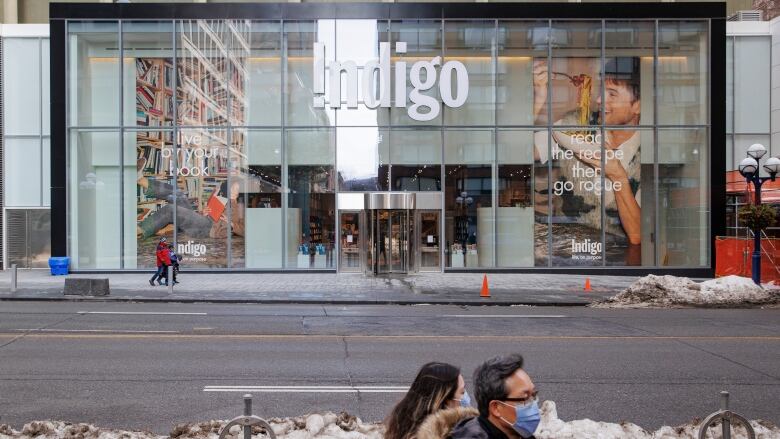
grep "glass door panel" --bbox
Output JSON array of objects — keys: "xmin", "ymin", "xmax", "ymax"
[
  {"xmin": 419, "ymin": 210, "xmax": 440, "ymax": 271},
  {"xmin": 339, "ymin": 211, "xmax": 361, "ymax": 272},
  {"xmin": 374, "ymin": 209, "xmax": 409, "ymax": 274}
]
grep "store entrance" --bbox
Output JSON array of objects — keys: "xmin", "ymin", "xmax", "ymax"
[{"xmin": 368, "ymin": 209, "xmax": 411, "ymax": 274}]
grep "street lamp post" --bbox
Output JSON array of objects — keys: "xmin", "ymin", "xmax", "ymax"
[{"xmin": 737, "ymin": 144, "xmax": 780, "ymax": 285}]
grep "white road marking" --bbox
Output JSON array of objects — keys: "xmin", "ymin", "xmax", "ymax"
[
  {"xmin": 204, "ymin": 385, "xmax": 408, "ymax": 393},
  {"xmin": 440, "ymin": 315, "xmax": 567, "ymax": 318},
  {"xmin": 78, "ymin": 311, "xmax": 207, "ymax": 316},
  {"xmin": 14, "ymin": 329, "xmax": 180, "ymax": 334}
]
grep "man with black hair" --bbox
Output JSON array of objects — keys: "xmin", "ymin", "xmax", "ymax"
[{"xmin": 448, "ymin": 354, "xmax": 539, "ymax": 439}]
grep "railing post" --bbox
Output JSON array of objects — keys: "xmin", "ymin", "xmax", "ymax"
[
  {"xmin": 10, "ymin": 264, "xmax": 17, "ymax": 293},
  {"xmin": 243, "ymin": 394, "xmax": 253, "ymax": 439},
  {"xmin": 721, "ymin": 391, "xmax": 731, "ymax": 439},
  {"xmin": 167, "ymin": 265, "xmax": 174, "ymax": 294}
]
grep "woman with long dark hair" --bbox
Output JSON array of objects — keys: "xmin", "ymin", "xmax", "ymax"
[{"xmin": 385, "ymin": 362, "xmax": 473, "ymax": 439}]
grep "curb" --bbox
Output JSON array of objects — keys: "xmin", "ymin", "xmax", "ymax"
[{"xmin": 0, "ymin": 295, "xmax": 592, "ymax": 307}]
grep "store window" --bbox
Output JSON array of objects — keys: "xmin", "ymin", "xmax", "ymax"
[
  {"xmin": 68, "ymin": 22, "xmax": 119, "ymax": 127},
  {"xmin": 178, "ymin": 20, "xmax": 231, "ymax": 127},
  {"xmin": 285, "ymin": 21, "xmax": 335, "ymax": 127},
  {"xmin": 390, "ymin": 129, "xmax": 441, "ymax": 191},
  {"xmin": 124, "ymin": 21, "xmax": 174, "ymax": 128},
  {"xmin": 242, "ymin": 129, "xmax": 283, "ymax": 268},
  {"xmin": 286, "ymin": 129, "xmax": 336, "ymax": 269},
  {"xmin": 333, "ymin": 20, "xmax": 390, "ymax": 128},
  {"xmin": 69, "ymin": 131, "xmax": 121, "ymax": 269},
  {"xmin": 545, "ymin": 21, "xmax": 603, "ymax": 266},
  {"xmin": 497, "ymin": 130, "xmax": 535, "ymax": 267},
  {"xmin": 444, "ymin": 129, "xmax": 494, "ymax": 268},
  {"xmin": 245, "ymin": 21, "xmax": 282, "ymax": 126},
  {"xmin": 129, "ymin": 130, "xmax": 174, "ymax": 269},
  {"xmin": 658, "ymin": 128, "xmax": 709, "ymax": 267},
  {"xmin": 497, "ymin": 21, "xmax": 547, "ymax": 126},
  {"xmin": 337, "ymin": 127, "xmax": 389, "ymax": 191},
  {"xmin": 444, "ymin": 21, "xmax": 494, "ymax": 126},
  {"xmin": 657, "ymin": 21, "xmax": 708, "ymax": 126}
]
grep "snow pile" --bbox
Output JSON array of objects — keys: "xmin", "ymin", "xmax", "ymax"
[
  {"xmin": 593, "ymin": 275, "xmax": 780, "ymax": 308},
  {"xmin": 1, "ymin": 405, "xmax": 779, "ymax": 439},
  {"xmin": 536, "ymin": 400, "xmax": 780, "ymax": 438}
]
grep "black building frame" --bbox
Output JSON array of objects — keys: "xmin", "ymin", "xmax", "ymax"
[{"xmin": 50, "ymin": 2, "xmax": 726, "ymax": 276}]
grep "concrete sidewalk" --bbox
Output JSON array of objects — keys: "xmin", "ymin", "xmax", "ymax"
[{"xmin": 0, "ymin": 270, "xmax": 639, "ymax": 305}]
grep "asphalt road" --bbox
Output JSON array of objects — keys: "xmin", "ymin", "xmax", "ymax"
[{"xmin": 0, "ymin": 301, "xmax": 778, "ymax": 434}]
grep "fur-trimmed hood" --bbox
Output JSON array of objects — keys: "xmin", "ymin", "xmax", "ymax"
[{"xmin": 415, "ymin": 407, "xmax": 479, "ymax": 439}]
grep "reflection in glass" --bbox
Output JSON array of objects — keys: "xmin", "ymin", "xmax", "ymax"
[
  {"xmin": 445, "ymin": 130, "xmax": 494, "ymax": 268},
  {"xmin": 334, "ymin": 20, "xmax": 390, "ymax": 127},
  {"xmin": 286, "ymin": 21, "xmax": 335, "ymax": 127},
  {"xmin": 497, "ymin": 21, "xmax": 547, "ymax": 126},
  {"xmin": 124, "ymin": 22, "xmax": 174, "ymax": 127},
  {"xmin": 497, "ymin": 130, "xmax": 535, "ymax": 267},
  {"xmin": 68, "ymin": 22, "xmax": 119, "ymax": 127},
  {"xmin": 243, "ymin": 22, "xmax": 282, "ymax": 126},
  {"xmin": 337, "ymin": 127, "xmax": 389, "ymax": 191},
  {"xmin": 657, "ymin": 21, "xmax": 708, "ymax": 125},
  {"xmin": 70, "ymin": 131, "xmax": 121, "ymax": 268},
  {"xmin": 178, "ymin": 20, "xmax": 236, "ymax": 126},
  {"xmin": 658, "ymin": 129, "xmax": 708, "ymax": 267},
  {"xmin": 390, "ymin": 129, "xmax": 441, "ymax": 191},
  {"xmin": 444, "ymin": 21, "xmax": 494, "ymax": 126}
]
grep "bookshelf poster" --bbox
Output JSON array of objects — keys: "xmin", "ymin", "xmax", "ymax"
[
  {"xmin": 532, "ymin": 56, "xmax": 642, "ymax": 266},
  {"xmin": 135, "ymin": 57, "xmax": 247, "ymax": 268}
]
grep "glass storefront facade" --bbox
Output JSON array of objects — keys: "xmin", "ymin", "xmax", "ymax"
[{"xmin": 53, "ymin": 3, "xmax": 723, "ymax": 272}]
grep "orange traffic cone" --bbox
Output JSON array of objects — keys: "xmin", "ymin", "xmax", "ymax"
[
  {"xmin": 584, "ymin": 278, "xmax": 592, "ymax": 292},
  {"xmin": 480, "ymin": 275, "xmax": 491, "ymax": 298}
]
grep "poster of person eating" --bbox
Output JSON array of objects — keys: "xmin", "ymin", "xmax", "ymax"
[{"xmin": 533, "ymin": 57, "xmax": 643, "ymax": 266}]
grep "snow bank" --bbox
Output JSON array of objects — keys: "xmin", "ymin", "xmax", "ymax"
[
  {"xmin": 1, "ymin": 403, "xmax": 779, "ymax": 439},
  {"xmin": 593, "ymin": 275, "xmax": 780, "ymax": 308}
]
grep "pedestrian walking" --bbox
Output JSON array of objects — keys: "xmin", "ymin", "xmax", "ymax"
[
  {"xmin": 385, "ymin": 362, "xmax": 474, "ymax": 439},
  {"xmin": 149, "ymin": 237, "xmax": 171, "ymax": 286},
  {"xmin": 443, "ymin": 354, "xmax": 539, "ymax": 439},
  {"xmin": 168, "ymin": 243, "xmax": 180, "ymax": 284}
]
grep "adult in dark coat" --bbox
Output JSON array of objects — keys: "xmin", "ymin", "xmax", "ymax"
[{"xmin": 419, "ymin": 354, "xmax": 540, "ymax": 439}]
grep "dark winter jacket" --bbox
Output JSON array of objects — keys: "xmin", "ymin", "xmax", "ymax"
[{"xmin": 449, "ymin": 416, "xmax": 535, "ymax": 439}]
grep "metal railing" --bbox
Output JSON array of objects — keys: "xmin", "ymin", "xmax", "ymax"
[
  {"xmin": 218, "ymin": 394, "xmax": 277, "ymax": 439},
  {"xmin": 698, "ymin": 392, "xmax": 755, "ymax": 439}
]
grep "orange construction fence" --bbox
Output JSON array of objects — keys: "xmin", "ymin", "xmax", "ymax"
[{"xmin": 715, "ymin": 236, "xmax": 780, "ymax": 283}]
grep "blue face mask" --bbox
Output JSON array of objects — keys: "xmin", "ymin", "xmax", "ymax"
[
  {"xmin": 499, "ymin": 400, "xmax": 541, "ymax": 438},
  {"xmin": 458, "ymin": 391, "xmax": 472, "ymax": 408}
]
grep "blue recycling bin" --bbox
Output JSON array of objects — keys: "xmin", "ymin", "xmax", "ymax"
[{"xmin": 48, "ymin": 257, "xmax": 70, "ymax": 276}]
